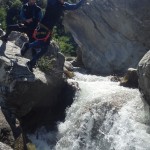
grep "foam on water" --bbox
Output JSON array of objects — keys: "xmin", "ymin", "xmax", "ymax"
[
  {"xmin": 29, "ymin": 71, "xmax": 150, "ymax": 150},
  {"xmin": 56, "ymin": 72, "xmax": 150, "ymax": 150}
]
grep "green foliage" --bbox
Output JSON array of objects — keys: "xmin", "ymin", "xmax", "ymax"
[
  {"xmin": 53, "ymin": 26, "xmax": 77, "ymax": 56},
  {"xmin": 0, "ymin": 7, "xmax": 7, "ymax": 29},
  {"xmin": 37, "ymin": 0, "xmax": 47, "ymax": 9},
  {"xmin": 11, "ymin": 0, "xmax": 22, "ymax": 10},
  {"xmin": 38, "ymin": 56, "xmax": 55, "ymax": 73},
  {"xmin": 0, "ymin": 0, "xmax": 22, "ymax": 30},
  {"xmin": 56, "ymin": 35, "xmax": 75, "ymax": 56},
  {"xmin": 6, "ymin": 0, "xmax": 22, "ymax": 25}
]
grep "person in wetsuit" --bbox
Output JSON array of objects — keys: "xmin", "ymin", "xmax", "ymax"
[
  {"xmin": 21, "ymin": 0, "xmax": 85, "ymax": 72},
  {"xmin": 0, "ymin": 0, "xmax": 42, "ymax": 56}
]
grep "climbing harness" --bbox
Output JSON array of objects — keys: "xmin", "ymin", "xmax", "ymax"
[{"xmin": 33, "ymin": 23, "xmax": 52, "ymax": 42}]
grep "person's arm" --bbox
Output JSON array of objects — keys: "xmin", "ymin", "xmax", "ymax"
[
  {"xmin": 37, "ymin": 9, "xmax": 43, "ymax": 21},
  {"xmin": 47, "ymin": 0, "xmax": 57, "ymax": 5},
  {"xmin": 32, "ymin": 7, "xmax": 43, "ymax": 23},
  {"xmin": 63, "ymin": 0, "xmax": 85, "ymax": 10},
  {"xmin": 20, "ymin": 6, "xmax": 27, "ymax": 21},
  {"xmin": 20, "ymin": 7, "xmax": 32, "ymax": 23}
]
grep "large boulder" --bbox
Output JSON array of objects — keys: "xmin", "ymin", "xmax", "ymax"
[
  {"xmin": 138, "ymin": 50, "xmax": 150, "ymax": 105},
  {"xmin": 0, "ymin": 32, "xmax": 66, "ymax": 132},
  {"xmin": 0, "ymin": 107, "xmax": 15, "ymax": 148},
  {"xmin": 120, "ymin": 68, "xmax": 138, "ymax": 88},
  {"xmin": 64, "ymin": 0, "xmax": 150, "ymax": 74},
  {"xmin": 0, "ymin": 93, "xmax": 25, "ymax": 150}
]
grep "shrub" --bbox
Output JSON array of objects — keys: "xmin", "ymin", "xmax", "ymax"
[
  {"xmin": 6, "ymin": 0, "xmax": 22, "ymax": 25},
  {"xmin": 38, "ymin": 56, "xmax": 55, "ymax": 73},
  {"xmin": 53, "ymin": 27, "xmax": 77, "ymax": 56},
  {"xmin": 0, "ymin": 7, "xmax": 7, "ymax": 30}
]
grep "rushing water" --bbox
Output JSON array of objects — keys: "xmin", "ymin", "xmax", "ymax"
[{"xmin": 29, "ymin": 70, "xmax": 150, "ymax": 150}]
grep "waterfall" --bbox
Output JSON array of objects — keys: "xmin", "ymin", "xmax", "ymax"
[{"xmin": 28, "ymin": 70, "xmax": 150, "ymax": 150}]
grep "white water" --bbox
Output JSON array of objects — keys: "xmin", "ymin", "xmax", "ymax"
[{"xmin": 29, "ymin": 71, "xmax": 150, "ymax": 150}]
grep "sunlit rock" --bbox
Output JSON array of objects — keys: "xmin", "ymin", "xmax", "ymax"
[
  {"xmin": 64, "ymin": 0, "xmax": 150, "ymax": 74},
  {"xmin": 0, "ymin": 142, "xmax": 13, "ymax": 150},
  {"xmin": 138, "ymin": 50, "xmax": 150, "ymax": 105},
  {"xmin": 9, "ymin": 31, "xmax": 28, "ymax": 48}
]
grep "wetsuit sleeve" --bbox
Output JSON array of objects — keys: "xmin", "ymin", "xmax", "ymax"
[
  {"xmin": 37, "ymin": 9, "xmax": 43, "ymax": 21},
  {"xmin": 20, "ymin": 6, "xmax": 27, "ymax": 21},
  {"xmin": 33, "ymin": 7, "xmax": 43, "ymax": 22},
  {"xmin": 63, "ymin": 0, "xmax": 85, "ymax": 10},
  {"xmin": 47, "ymin": 0, "xmax": 57, "ymax": 5}
]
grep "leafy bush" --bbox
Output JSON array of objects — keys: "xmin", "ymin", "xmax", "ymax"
[
  {"xmin": 0, "ymin": 0, "xmax": 22, "ymax": 30},
  {"xmin": 53, "ymin": 27, "xmax": 77, "ymax": 56},
  {"xmin": 57, "ymin": 35, "xmax": 75, "ymax": 56},
  {"xmin": 6, "ymin": 0, "xmax": 22, "ymax": 25},
  {"xmin": 0, "ymin": 7, "xmax": 7, "ymax": 29},
  {"xmin": 38, "ymin": 56, "xmax": 55, "ymax": 73}
]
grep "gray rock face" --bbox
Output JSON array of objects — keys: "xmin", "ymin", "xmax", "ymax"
[
  {"xmin": 138, "ymin": 50, "xmax": 150, "ymax": 105},
  {"xmin": 0, "ymin": 107, "xmax": 14, "ymax": 148},
  {"xmin": 64, "ymin": 0, "xmax": 150, "ymax": 74},
  {"xmin": 0, "ymin": 142, "xmax": 13, "ymax": 150},
  {"xmin": 9, "ymin": 31, "xmax": 28, "ymax": 48},
  {"xmin": 0, "ymin": 32, "xmax": 65, "ymax": 131}
]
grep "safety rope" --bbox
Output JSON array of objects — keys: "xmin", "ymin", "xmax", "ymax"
[{"xmin": 32, "ymin": 23, "xmax": 52, "ymax": 42}]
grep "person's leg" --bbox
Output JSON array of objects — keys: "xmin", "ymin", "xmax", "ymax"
[
  {"xmin": 27, "ymin": 43, "xmax": 49, "ymax": 71},
  {"xmin": 26, "ymin": 29, "xmax": 37, "ymax": 57},
  {"xmin": 21, "ymin": 40, "xmax": 43, "ymax": 56},
  {"xmin": 29, "ymin": 40, "xmax": 46, "ymax": 49},
  {"xmin": 22, "ymin": 40, "xmax": 46, "ymax": 72}
]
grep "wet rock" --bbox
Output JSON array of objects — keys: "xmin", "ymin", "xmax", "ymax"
[
  {"xmin": 64, "ymin": 61, "xmax": 74, "ymax": 71},
  {"xmin": 120, "ymin": 68, "xmax": 138, "ymax": 88},
  {"xmin": 110, "ymin": 76, "xmax": 121, "ymax": 82},
  {"xmin": 71, "ymin": 48, "xmax": 84, "ymax": 67}
]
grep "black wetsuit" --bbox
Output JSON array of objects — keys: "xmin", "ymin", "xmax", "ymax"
[{"xmin": 24, "ymin": 0, "xmax": 84, "ymax": 69}]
